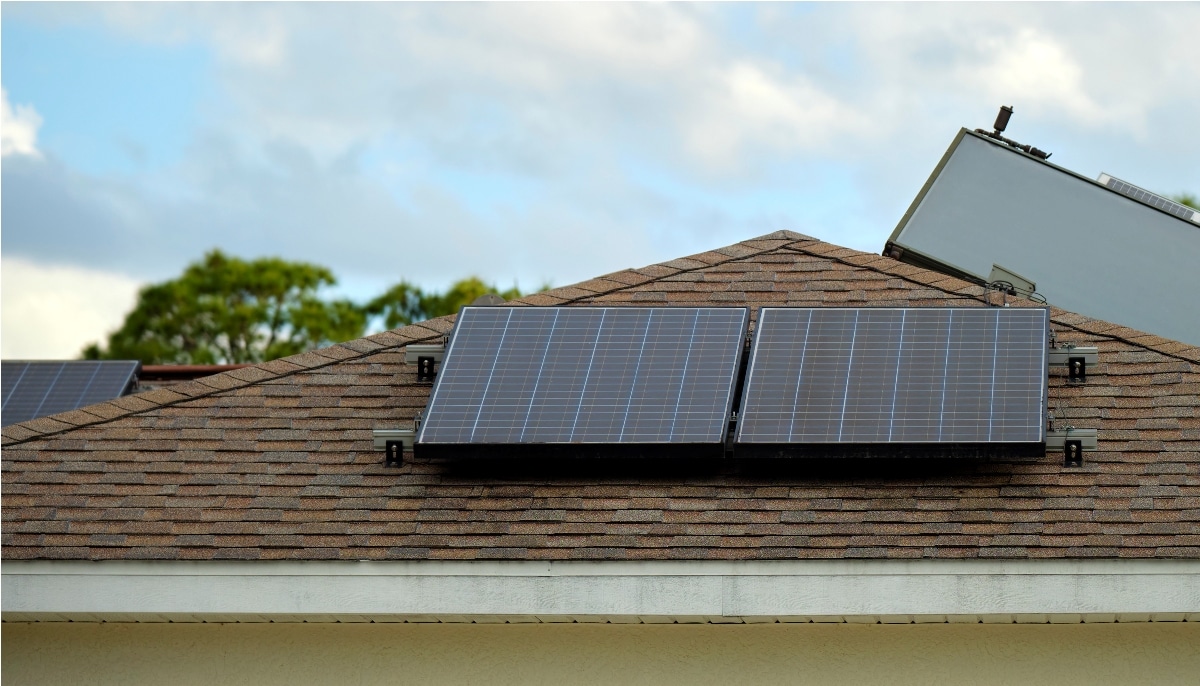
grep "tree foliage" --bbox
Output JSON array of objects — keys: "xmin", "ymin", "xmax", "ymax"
[
  {"xmin": 1172, "ymin": 193, "xmax": 1198, "ymax": 210},
  {"xmin": 83, "ymin": 251, "xmax": 537, "ymax": 364},
  {"xmin": 84, "ymin": 250, "xmax": 365, "ymax": 364},
  {"xmin": 366, "ymin": 277, "xmax": 523, "ymax": 329}
]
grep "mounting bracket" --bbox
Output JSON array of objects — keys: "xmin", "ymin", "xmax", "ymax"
[
  {"xmin": 406, "ymin": 343, "xmax": 445, "ymax": 382},
  {"xmin": 1048, "ymin": 345, "xmax": 1098, "ymax": 383},
  {"xmin": 384, "ymin": 441, "xmax": 404, "ymax": 467},
  {"xmin": 416, "ymin": 356, "xmax": 437, "ymax": 382},
  {"xmin": 1063, "ymin": 440, "xmax": 1083, "ymax": 467},
  {"xmin": 1045, "ymin": 428, "xmax": 1097, "ymax": 467},
  {"xmin": 373, "ymin": 428, "xmax": 415, "ymax": 467},
  {"xmin": 1068, "ymin": 357, "xmax": 1087, "ymax": 382}
]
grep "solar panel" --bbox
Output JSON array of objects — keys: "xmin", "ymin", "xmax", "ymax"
[
  {"xmin": 736, "ymin": 307, "xmax": 1047, "ymax": 457},
  {"xmin": 416, "ymin": 307, "xmax": 749, "ymax": 458},
  {"xmin": 1098, "ymin": 173, "xmax": 1199, "ymax": 224},
  {"xmin": 2, "ymin": 360, "xmax": 141, "ymax": 427}
]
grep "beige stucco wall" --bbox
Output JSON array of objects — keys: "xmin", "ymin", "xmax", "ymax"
[{"xmin": 4, "ymin": 622, "xmax": 1199, "ymax": 685}]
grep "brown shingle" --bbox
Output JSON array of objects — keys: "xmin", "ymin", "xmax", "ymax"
[{"xmin": 3, "ymin": 232, "xmax": 1199, "ymax": 562}]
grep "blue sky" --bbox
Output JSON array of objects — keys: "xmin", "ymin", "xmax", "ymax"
[
  {"xmin": 3, "ymin": 2, "xmax": 1198, "ymax": 358},
  {"xmin": 2, "ymin": 17, "xmax": 213, "ymax": 176}
]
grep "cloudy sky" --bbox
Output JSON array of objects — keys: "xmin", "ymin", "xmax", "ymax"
[{"xmin": 3, "ymin": 2, "xmax": 1198, "ymax": 358}]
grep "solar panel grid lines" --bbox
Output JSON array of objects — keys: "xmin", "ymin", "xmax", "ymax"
[
  {"xmin": 1102, "ymin": 175, "xmax": 1197, "ymax": 222},
  {"xmin": 416, "ymin": 306, "xmax": 750, "ymax": 458},
  {"xmin": 1, "ymin": 361, "xmax": 140, "ymax": 426},
  {"xmin": 735, "ymin": 307, "xmax": 1048, "ymax": 458}
]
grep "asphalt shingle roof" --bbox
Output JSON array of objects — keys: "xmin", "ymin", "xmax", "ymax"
[{"xmin": 4, "ymin": 230, "xmax": 1199, "ymax": 561}]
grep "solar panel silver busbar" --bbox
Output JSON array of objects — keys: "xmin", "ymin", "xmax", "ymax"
[
  {"xmin": 416, "ymin": 306, "xmax": 750, "ymax": 459},
  {"xmin": 735, "ymin": 307, "xmax": 1048, "ymax": 458}
]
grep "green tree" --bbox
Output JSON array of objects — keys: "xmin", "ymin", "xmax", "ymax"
[
  {"xmin": 1172, "ymin": 193, "xmax": 1198, "ymax": 210},
  {"xmin": 83, "ymin": 250, "xmax": 366, "ymax": 364},
  {"xmin": 367, "ymin": 277, "xmax": 525, "ymax": 329},
  {"xmin": 364, "ymin": 281, "xmax": 425, "ymax": 330}
]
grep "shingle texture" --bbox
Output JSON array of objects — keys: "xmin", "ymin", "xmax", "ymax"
[{"xmin": 4, "ymin": 231, "xmax": 1199, "ymax": 561}]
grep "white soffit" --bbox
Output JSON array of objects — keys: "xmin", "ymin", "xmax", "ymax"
[{"xmin": 3, "ymin": 559, "xmax": 1199, "ymax": 624}]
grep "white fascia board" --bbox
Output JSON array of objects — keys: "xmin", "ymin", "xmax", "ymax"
[{"xmin": 3, "ymin": 559, "xmax": 1199, "ymax": 624}]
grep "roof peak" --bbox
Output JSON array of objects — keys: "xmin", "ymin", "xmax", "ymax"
[{"xmin": 4, "ymin": 231, "xmax": 1197, "ymax": 446}]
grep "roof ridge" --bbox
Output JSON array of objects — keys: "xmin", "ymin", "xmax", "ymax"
[
  {"xmin": 6, "ymin": 230, "xmax": 1193, "ymax": 447},
  {"xmin": 505, "ymin": 231, "xmax": 818, "ymax": 308}
]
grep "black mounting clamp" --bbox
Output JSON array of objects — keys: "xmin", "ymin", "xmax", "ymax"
[
  {"xmin": 1048, "ymin": 345, "xmax": 1098, "ymax": 383},
  {"xmin": 385, "ymin": 441, "xmax": 405, "ymax": 468},
  {"xmin": 417, "ymin": 356, "xmax": 437, "ymax": 382},
  {"xmin": 1068, "ymin": 357, "xmax": 1087, "ymax": 382},
  {"xmin": 373, "ymin": 428, "xmax": 416, "ymax": 468},
  {"xmin": 406, "ymin": 343, "xmax": 445, "ymax": 382},
  {"xmin": 1063, "ymin": 440, "xmax": 1083, "ymax": 468},
  {"xmin": 1046, "ymin": 428, "xmax": 1096, "ymax": 468}
]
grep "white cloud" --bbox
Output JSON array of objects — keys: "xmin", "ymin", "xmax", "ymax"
[
  {"xmin": 684, "ymin": 62, "xmax": 869, "ymax": 171},
  {"xmin": 210, "ymin": 10, "xmax": 290, "ymax": 68},
  {"xmin": 2, "ymin": 2, "xmax": 1196, "ymax": 310},
  {"xmin": 959, "ymin": 28, "xmax": 1127, "ymax": 131},
  {"xmin": 774, "ymin": 3, "xmax": 1199, "ymax": 139},
  {"xmin": 1, "ymin": 256, "xmax": 143, "ymax": 359},
  {"xmin": 1, "ymin": 87, "xmax": 43, "ymax": 158},
  {"xmin": 70, "ymin": 3, "xmax": 864, "ymax": 174}
]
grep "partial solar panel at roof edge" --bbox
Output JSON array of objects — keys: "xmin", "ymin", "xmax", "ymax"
[
  {"xmin": 1, "ymin": 360, "xmax": 140, "ymax": 427},
  {"xmin": 735, "ymin": 307, "xmax": 1048, "ymax": 458},
  {"xmin": 416, "ymin": 307, "xmax": 750, "ymax": 458}
]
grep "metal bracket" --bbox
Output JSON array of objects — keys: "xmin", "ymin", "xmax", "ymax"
[
  {"xmin": 1063, "ymin": 440, "xmax": 1083, "ymax": 467},
  {"xmin": 1068, "ymin": 357, "xmax": 1086, "ymax": 382},
  {"xmin": 373, "ymin": 428, "xmax": 415, "ymax": 467},
  {"xmin": 1051, "ymin": 347, "xmax": 1099, "ymax": 364},
  {"xmin": 1045, "ymin": 428, "xmax": 1097, "ymax": 449},
  {"xmin": 373, "ymin": 428, "xmax": 415, "ymax": 450},
  {"xmin": 1047, "ymin": 346, "xmax": 1098, "ymax": 365},
  {"xmin": 1048, "ymin": 346, "xmax": 1097, "ymax": 383},
  {"xmin": 405, "ymin": 343, "xmax": 445, "ymax": 364},
  {"xmin": 1045, "ymin": 428, "xmax": 1097, "ymax": 467},
  {"xmin": 416, "ymin": 356, "xmax": 437, "ymax": 382},
  {"xmin": 384, "ymin": 441, "xmax": 405, "ymax": 467},
  {"xmin": 407, "ymin": 343, "xmax": 445, "ymax": 382}
]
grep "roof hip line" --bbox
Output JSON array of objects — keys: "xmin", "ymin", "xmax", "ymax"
[
  {"xmin": 0, "ymin": 242, "xmax": 800, "ymax": 447},
  {"xmin": 0, "ymin": 330, "xmax": 448, "ymax": 447}
]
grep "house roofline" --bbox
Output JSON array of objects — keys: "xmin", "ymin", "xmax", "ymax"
[{"xmin": 4, "ymin": 230, "xmax": 1198, "ymax": 449}]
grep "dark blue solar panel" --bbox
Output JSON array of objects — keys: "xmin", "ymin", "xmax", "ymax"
[
  {"xmin": 736, "ymin": 307, "xmax": 1047, "ymax": 456},
  {"xmin": 2, "ymin": 361, "xmax": 140, "ymax": 426},
  {"xmin": 417, "ymin": 307, "xmax": 749, "ymax": 456}
]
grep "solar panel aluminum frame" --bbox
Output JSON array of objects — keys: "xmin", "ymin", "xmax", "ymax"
[
  {"xmin": 414, "ymin": 306, "xmax": 751, "ymax": 459},
  {"xmin": 734, "ymin": 306, "xmax": 1049, "ymax": 459}
]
